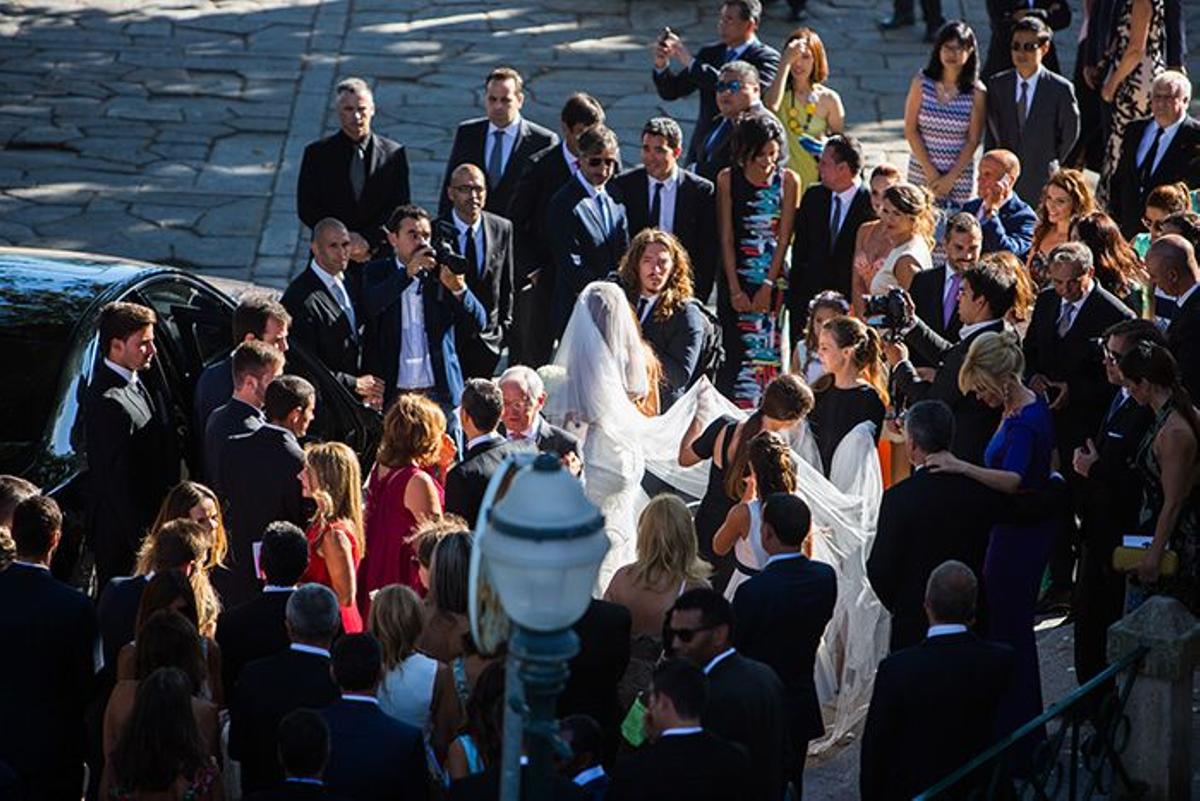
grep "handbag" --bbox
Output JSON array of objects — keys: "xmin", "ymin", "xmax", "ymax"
[{"xmin": 1112, "ymin": 546, "xmax": 1179, "ymax": 577}]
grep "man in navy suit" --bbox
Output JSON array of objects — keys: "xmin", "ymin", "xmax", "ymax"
[
  {"xmin": 558, "ymin": 715, "xmax": 609, "ymax": 801},
  {"xmin": 204, "ymin": 340, "xmax": 284, "ymax": 489},
  {"xmin": 732, "ymin": 494, "xmax": 836, "ymax": 800},
  {"xmin": 321, "ymin": 634, "xmax": 427, "ymax": 801},
  {"xmin": 246, "ymin": 708, "xmax": 337, "ymax": 800},
  {"xmin": 361, "ymin": 204, "xmax": 487, "ymax": 417},
  {"xmin": 652, "ymin": 0, "xmax": 779, "ymax": 167},
  {"xmin": 959, "ymin": 150, "xmax": 1036, "ymax": 260},
  {"xmin": 546, "ymin": 125, "xmax": 629, "ymax": 339}
]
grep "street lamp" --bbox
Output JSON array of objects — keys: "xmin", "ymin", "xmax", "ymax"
[{"xmin": 476, "ymin": 452, "xmax": 608, "ymax": 801}]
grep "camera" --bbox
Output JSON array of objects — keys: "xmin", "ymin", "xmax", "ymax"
[
  {"xmin": 429, "ymin": 219, "xmax": 470, "ymax": 276},
  {"xmin": 863, "ymin": 287, "xmax": 911, "ymax": 341}
]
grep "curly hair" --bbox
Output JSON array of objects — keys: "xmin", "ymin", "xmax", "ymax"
[
  {"xmin": 304, "ymin": 442, "xmax": 366, "ymax": 559},
  {"xmin": 617, "ymin": 228, "xmax": 695, "ymax": 322},
  {"xmin": 1031, "ymin": 168, "xmax": 1095, "ymax": 256},
  {"xmin": 376, "ymin": 394, "xmax": 446, "ymax": 468}
]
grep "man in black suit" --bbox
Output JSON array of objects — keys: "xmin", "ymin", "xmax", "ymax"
[
  {"xmin": 559, "ymin": 598, "xmax": 632, "ymax": 768},
  {"xmin": 321, "ymin": 634, "xmax": 427, "ymax": 801},
  {"xmin": 194, "ymin": 294, "xmax": 291, "ymax": 443},
  {"xmin": 444, "ymin": 379, "xmax": 536, "ymax": 526},
  {"xmin": 1071, "ymin": 320, "xmax": 1161, "ymax": 684},
  {"xmin": 437, "ymin": 67, "xmax": 558, "ymax": 220},
  {"xmin": 653, "ymin": 0, "xmax": 779, "ymax": 167},
  {"xmin": 558, "ymin": 715, "xmax": 609, "ymax": 801},
  {"xmin": 1107, "ymin": 72, "xmax": 1200, "ymax": 239},
  {"xmin": 0, "ymin": 496, "xmax": 99, "ymax": 801},
  {"xmin": 1148, "ymin": 236, "xmax": 1200, "ymax": 404},
  {"xmin": 869, "ymin": 401, "xmax": 1002, "ymax": 651},
  {"xmin": 732, "ymin": 494, "xmax": 835, "ymax": 799},
  {"xmin": 297, "ymin": 77, "xmax": 410, "ymax": 260},
  {"xmin": 611, "ymin": 116, "xmax": 718, "ymax": 303},
  {"xmin": 85, "ymin": 301, "xmax": 174, "ymax": 587},
  {"xmin": 218, "ymin": 376, "xmax": 314, "ymax": 608},
  {"xmin": 608, "ymin": 659, "xmax": 751, "ymax": 801},
  {"xmin": 547, "ymin": 124, "xmax": 629, "ymax": 338},
  {"xmin": 787, "ymin": 134, "xmax": 875, "ymax": 337},
  {"xmin": 360, "ymin": 204, "xmax": 487, "ymax": 416},
  {"xmin": 204, "ymin": 340, "xmax": 284, "ymax": 489},
  {"xmin": 229, "ymin": 583, "xmax": 341, "ymax": 796},
  {"xmin": 888, "ymin": 261, "xmax": 1017, "ymax": 464},
  {"xmin": 497, "ymin": 365, "xmax": 582, "ymax": 466},
  {"xmin": 216, "ymin": 521, "xmax": 309, "ymax": 696},
  {"xmin": 984, "ymin": 18, "xmax": 1080, "ymax": 203},
  {"xmin": 687, "ymin": 61, "xmax": 765, "ymax": 182},
  {"xmin": 282, "ymin": 218, "xmax": 384, "ymax": 411},
  {"xmin": 246, "ymin": 708, "xmax": 337, "ymax": 801},
  {"xmin": 667, "ymin": 589, "xmax": 786, "ymax": 801},
  {"xmin": 959, "ymin": 150, "xmax": 1037, "ymax": 260},
  {"xmin": 878, "ymin": 0, "xmax": 943, "ymax": 42},
  {"xmin": 441, "ymin": 164, "xmax": 515, "ymax": 379},
  {"xmin": 981, "ymin": 0, "xmax": 1071, "ymax": 78},
  {"xmin": 908, "ymin": 213, "xmax": 981, "ymax": 363},
  {"xmin": 860, "ymin": 561, "xmax": 1014, "ymax": 801},
  {"xmin": 510, "ymin": 93, "xmax": 606, "ymax": 368}
]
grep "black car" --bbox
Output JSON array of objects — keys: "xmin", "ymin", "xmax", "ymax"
[{"xmin": 0, "ymin": 248, "xmax": 381, "ymax": 588}]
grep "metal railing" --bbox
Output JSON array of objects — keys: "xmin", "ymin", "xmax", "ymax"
[{"xmin": 914, "ymin": 645, "xmax": 1150, "ymax": 800}]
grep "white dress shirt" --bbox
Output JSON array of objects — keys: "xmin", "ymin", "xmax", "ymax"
[
  {"xmin": 647, "ymin": 168, "xmax": 679, "ymax": 233},
  {"xmin": 486, "ymin": 116, "xmax": 522, "ymax": 178},
  {"xmin": 466, "ymin": 431, "xmax": 504, "ymax": 452},
  {"xmin": 395, "ymin": 260, "xmax": 435, "ymax": 389},
  {"xmin": 636, "ymin": 294, "xmax": 658, "ymax": 323},
  {"xmin": 1174, "ymin": 282, "xmax": 1200, "ymax": 311},
  {"xmin": 561, "ymin": 140, "xmax": 581, "ymax": 178},
  {"xmin": 926, "ymin": 623, "xmax": 969, "ymax": 638},
  {"xmin": 764, "ymin": 551, "xmax": 804, "ymax": 567},
  {"xmin": 1136, "ymin": 113, "xmax": 1187, "ymax": 176},
  {"xmin": 103, "ymin": 358, "xmax": 137, "ymax": 385},
  {"xmin": 508, "ymin": 415, "xmax": 543, "ymax": 442},
  {"xmin": 702, "ymin": 647, "xmax": 736, "ymax": 675},
  {"xmin": 290, "ymin": 643, "xmax": 332, "ymax": 658},
  {"xmin": 828, "ymin": 181, "xmax": 861, "ymax": 238},
  {"xmin": 452, "ymin": 210, "xmax": 486, "ymax": 275},
  {"xmin": 958, "ymin": 318, "xmax": 999, "ymax": 340},
  {"xmin": 1014, "ymin": 66, "xmax": 1042, "ymax": 113}
]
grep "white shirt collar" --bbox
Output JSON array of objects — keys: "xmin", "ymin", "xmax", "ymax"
[
  {"xmin": 509, "ymin": 415, "xmax": 543, "ymax": 442},
  {"xmin": 830, "ymin": 181, "xmax": 860, "ymax": 208},
  {"xmin": 927, "ymin": 623, "xmax": 969, "ymax": 638},
  {"xmin": 637, "ymin": 294, "xmax": 658, "ymax": 322},
  {"xmin": 576, "ymin": 170, "xmax": 605, "ymax": 200},
  {"xmin": 1014, "ymin": 65, "xmax": 1042, "ymax": 100},
  {"xmin": 1175, "ymin": 282, "xmax": 1200, "ymax": 309},
  {"xmin": 452, "ymin": 209, "xmax": 482, "ymax": 235},
  {"xmin": 466, "ymin": 431, "xmax": 505, "ymax": 451},
  {"xmin": 648, "ymin": 166, "xmax": 678, "ymax": 188},
  {"xmin": 487, "ymin": 115, "xmax": 522, "ymax": 136},
  {"xmin": 290, "ymin": 643, "xmax": 331, "ymax": 658},
  {"xmin": 263, "ymin": 584, "xmax": 295, "ymax": 593},
  {"xmin": 562, "ymin": 141, "xmax": 580, "ymax": 176},
  {"xmin": 1059, "ymin": 282, "xmax": 1094, "ymax": 315},
  {"xmin": 341, "ymin": 693, "xmax": 380, "ymax": 706},
  {"xmin": 702, "ymin": 647, "xmax": 736, "ymax": 675},
  {"xmin": 573, "ymin": 765, "xmax": 606, "ymax": 786},
  {"xmin": 660, "ymin": 726, "xmax": 704, "ymax": 737},
  {"xmin": 765, "ymin": 552, "xmax": 804, "ymax": 566},
  {"xmin": 959, "ymin": 318, "xmax": 999, "ymax": 339},
  {"xmin": 726, "ymin": 36, "xmax": 758, "ymax": 59},
  {"xmin": 103, "ymin": 358, "xmax": 137, "ymax": 385}
]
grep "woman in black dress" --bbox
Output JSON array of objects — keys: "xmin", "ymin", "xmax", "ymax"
[
  {"xmin": 679, "ymin": 374, "xmax": 814, "ymax": 592},
  {"xmin": 810, "ymin": 315, "xmax": 888, "ymax": 476}
]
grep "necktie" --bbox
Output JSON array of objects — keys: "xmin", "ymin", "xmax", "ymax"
[
  {"xmin": 704, "ymin": 119, "xmax": 729, "ymax": 159},
  {"xmin": 722, "ymin": 47, "xmax": 736, "ymax": 64},
  {"xmin": 133, "ymin": 377, "xmax": 153, "ymax": 414},
  {"xmin": 349, "ymin": 144, "xmax": 366, "ymax": 201},
  {"xmin": 1103, "ymin": 391, "xmax": 1126, "ymax": 428},
  {"xmin": 1056, "ymin": 302, "xmax": 1075, "ymax": 338},
  {"xmin": 331, "ymin": 279, "xmax": 357, "ymax": 338},
  {"xmin": 487, "ymin": 130, "xmax": 505, "ymax": 188},
  {"xmin": 463, "ymin": 226, "xmax": 479, "ymax": 278},
  {"xmin": 1017, "ymin": 81, "xmax": 1029, "ymax": 131},
  {"xmin": 829, "ymin": 194, "xmax": 842, "ymax": 243},
  {"xmin": 596, "ymin": 194, "xmax": 610, "ymax": 237},
  {"xmin": 637, "ymin": 297, "xmax": 649, "ymax": 321},
  {"xmin": 1139, "ymin": 126, "xmax": 1165, "ymax": 188},
  {"xmin": 649, "ymin": 181, "xmax": 663, "ymax": 229},
  {"xmin": 944, "ymin": 272, "xmax": 962, "ymax": 328}
]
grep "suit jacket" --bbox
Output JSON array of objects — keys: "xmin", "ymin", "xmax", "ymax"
[
  {"xmin": 960, "ymin": 195, "xmax": 1037, "ymax": 260},
  {"xmin": 511, "ymin": 143, "xmax": 576, "ymax": 285},
  {"xmin": 0, "ymin": 564, "xmax": 98, "ymax": 797},
  {"xmin": 788, "ymin": 183, "xmax": 875, "ymax": 320},
  {"xmin": 731, "ymin": 556, "xmax": 836, "ymax": 742},
  {"xmin": 869, "ymin": 470, "xmax": 1003, "ymax": 651},
  {"xmin": 97, "ymin": 573, "xmax": 149, "ymax": 682},
  {"xmin": 611, "ymin": 166, "xmax": 717, "ymax": 298},
  {"xmin": 1081, "ymin": 392, "xmax": 1153, "ymax": 553},
  {"xmin": 438, "ymin": 117, "xmax": 559, "ymax": 219},
  {"xmin": 576, "ymin": 772, "xmax": 609, "ymax": 801},
  {"xmin": 652, "ymin": 39, "xmax": 781, "ymax": 168},
  {"xmin": 321, "ymin": 698, "xmax": 427, "ymax": 801},
  {"xmin": 500, "ymin": 416, "xmax": 581, "ymax": 459},
  {"xmin": 985, "ymin": 67, "xmax": 1080, "ymax": 202},
  {"xmin": 215, "ymin": 588, "xmax": 294, "ymax": 696},
  {"xmin": 282, "ymin": 265, "xmax": 366, "ymax": 395},
  {"xmin": 195, "ymin": 354, "xmax": 234, "ymax": 442},
  {"xmin": 217, "ymin": 424, "xmax": 307, "ymax": 608},
  {"xmin": 443, "ymin": 435, "xmax": 537, "ymax": 526},
  {"xmin": 702, "ymin": 652, "xmax": 787, "ymax": 801},
  {"xmin": 1109, "ymin": 116, "xmax": 1200, "ymax": 239},
  {"xmin": 438, "ymin": 211, "xmax": 515, "ymax": 379},
  {"xmin": 359, "ymin": 258, "xmax": 486, "ymax": 407},
  {"xmin": 85, "ymin": 363, "xmax": 173, "ymax": 583},
  {"xmin": 689, "ymin": 115, "xmax": 736, "ymax": 184},
  {"xmin": 1024, "ymin": 285, "xmax": 1134, "ymax": 458},
  {"xmin": 909, "ymin": 265, "xmax": 963, "ymax": 359},
  {"xmin": 982, "ymin": 0, "xmax": 1071, "ymax": 78},
  {"xmin": 229, "ymin": 646, "xmax": 340, "ymax": 794},
  {"xmin": 204, "ymin": 398, "xmax": 264, "ymax": 488},
  {"xmin": 1169, "ymin": 286, "xmax": 1200, "ymax": 402},
  {"xmin": 608, "ymin": 731, "xmax": 751, "ymax": 801},
  {"xmin": 895, "ymin": 319, "xmax": 1007, "ymax": 465},
  {"xmin": 559, "ymin": 600, "xmax": 632, "ymax": 767},
  {"xmin": 297, "ymin": 131, "xmax": 410, "ymax": 256},
  {"xmin": 547, "ymin": 177, "xmax": 630, "ymax": 337},
  {"xmin": 641, "ymin": 301, "xmax": 706, "ymax": 409},
  {"xmin": 860, "ymin": 633, "xmax": 1014, "ymax": 801}
]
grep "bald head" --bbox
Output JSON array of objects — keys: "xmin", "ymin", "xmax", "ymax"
[
  {"xmin": 982, "ymin": 149, "xmax": 1020, "ymax": 178},
  {"xmin": 1146, "ymin": 234, "xmax": 1200, "ymax": 296},
  {"xmin": 924, "ymin": 560, "xmax": 978, "ymax": 626},
  {"xmin": 447, "ymin": 163, "xmax": 487, "ymax": 223},
  {"xmin": 311, "ymin": 218, "xmax": 350, "ymax": 275}
]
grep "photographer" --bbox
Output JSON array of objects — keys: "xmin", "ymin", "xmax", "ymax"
[
  {"xmin": 884, "ymin": 260, "xmax": 1017, "ymax": 465},
  {"xmin": 361, "ymin": 204, "xmax": 487, "ymax": 425}
]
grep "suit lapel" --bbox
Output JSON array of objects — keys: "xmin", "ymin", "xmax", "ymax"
[{"xmin": 1149, "ymin": 118, "xmax": 1197, "ymax": 184}]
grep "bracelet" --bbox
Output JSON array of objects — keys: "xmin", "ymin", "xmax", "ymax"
[{"xmin": 762, "ymin": 278, "xmax": 775, "ymax": 288}]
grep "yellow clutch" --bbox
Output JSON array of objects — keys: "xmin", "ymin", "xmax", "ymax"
[{"xmin": 1112, "ymin": 546, "xmax": 1179, "ymax": 577}]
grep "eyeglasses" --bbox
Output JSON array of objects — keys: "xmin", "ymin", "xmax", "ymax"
[
  {"xmin": 586, "ymin": 156, "xmax": 618, "ymax": 168},
  {"xmin": 665, "ymin": 624, "xmax": 715, "ymax": 643},
  {"xmin": 1103, "ymin": 347, "xmax": 1123, "ymax": 364},
  {"xmin": 715, "ymin": 80, "xmax": 743, "ymax": 94},
  {"xmin": 1010, "ymin": 41, "xmax": 1045, "ymax": 52},
  {"xmin": 453, "ymin": 185, "xmax": 486, "ymax": 195},
  {"xmin": 1142, "ymin": 217, "xmax": 1163, "ymax": 232}
]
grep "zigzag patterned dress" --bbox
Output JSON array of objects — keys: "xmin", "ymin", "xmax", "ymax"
[{"xmin": 907, "ymin": 74, "xmax": 975, "ymax": 207}]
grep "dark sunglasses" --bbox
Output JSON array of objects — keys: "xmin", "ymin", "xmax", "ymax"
[
  {"xmin": 1010, "ymin": 41, "xmax": 1045, "ymax": 52},
  {"xmin": 586, "ymin": 156, "xmax": 618, "ymax": 168},
  {"xmin": 715, "ymin": 80, "xmax": 743, "ymax": 94},
  {"xmin": 665, "ymin": 624, "xmax": 715, "ymax": 643}
]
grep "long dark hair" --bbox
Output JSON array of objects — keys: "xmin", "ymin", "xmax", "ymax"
[
  {"xmin": 1071, "ymin": 211, "xmax": 1149, "ymax": 300},
  {"xmin": 1119, "ymin": 343, "xmax": 1200, "ymax": 445},
  {"xmin": 922, "ymin": 21, "xmax": 979, "ymax": 94},
  {"xmin": 112, "ymin": 667, "xmax": 209, "ymax": 793},
  {"xmin": 724, "ymin": 375, "xmax": 814, "ymax": 500}
]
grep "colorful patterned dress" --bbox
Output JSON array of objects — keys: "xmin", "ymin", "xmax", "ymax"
[
  {"xmin": 907, "ymin": 74, "xmax": 976, "ymax": 207},
  {"xmin": 778, "ymin": 88, "xmax": 828, "ymax": 193}
]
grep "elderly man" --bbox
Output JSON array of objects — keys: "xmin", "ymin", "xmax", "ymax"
[
  {"xmin": 1108, "ymin": 71, "xmax": 1200, "ymax": 239},
  {"xmin": 297, "ymin": 77, "xmax": 410, "ymax": 260},
  {"xmin": 688, "ymin": 60, "xmax": 764, "ymax": 182},
  {"xmin": 959, "ymin": 149, "xmax": 1037, "ymax": 259},
  {"xmin": 497, "ymin": 365, "xmax": 581, "ymax": 464},
  {"xmin": 1148, "ymin": 235, "xmax": 1200, "ymax": 400},
  {"xmin": 653, "ymin": 0, "xmax": 779, "ymax": 170}
]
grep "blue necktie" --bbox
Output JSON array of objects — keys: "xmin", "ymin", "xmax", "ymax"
[
  {"xmin": 596, "ymin": 194, "xmax": 610, "ymax": 237},
  {"xmin": 705, "ymin": 119, "xmax": 729, "ymax": 159}
]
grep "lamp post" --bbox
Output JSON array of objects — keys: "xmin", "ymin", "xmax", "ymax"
[{"xmin": 478, "ymin": 452, "xmax": 608, "ymax": 801}]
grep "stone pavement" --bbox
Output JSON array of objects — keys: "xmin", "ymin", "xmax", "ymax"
[{"xmin": 4, "ymin": 0, "xmax": 1195, "ymax": 287}]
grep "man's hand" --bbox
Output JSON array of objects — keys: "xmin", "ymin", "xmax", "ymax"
[
  {"xmin": 437, "ymin": 432, "xmax": 458, "ymax": 475},
  {"xmin": 927, "ymin": 173, "xmax": 953, "ymax": 198},
  {"xmin": 355, "ymin": 375, "xmax": 385, "ymax": 409},
  {"xmin": 407, "ymin": 247, "xmax": 436, "ymax": 279},
  {"xmin": 348, "ymin": 232, "xmax": 371, "ymax": 262},
  {"xmin": 562, "ymin": 450, "xmax": 583, "ymax": 477},
  {"xmin": 653, "ymin": 40, "xmax": 670, "ymax": 70},
  {"xmin": 883, "ymin": 340, "xmax": 909, "ymax": 367},
  {"xmin": 981, "ymin": 174, "xmax": 1012, "ymax": 215},
  {"xmin": 1073, "ymin": 438, "xmax": 1099, "ymax": 478},
  {"xmin": 1046, "ymin": 380, "xmax": 1070, "ymax": 411},
  {"xmin": 666, "ymin": 35, "xmax": 692, "ymax": 68},
  {"xmin": 439, "ymin": 265, "xmax": 467, "ymax": 295}
]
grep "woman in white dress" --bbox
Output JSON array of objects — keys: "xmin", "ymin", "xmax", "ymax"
[{"xmin": 870, "ymin": 182, "xmax": 936, "ymax": 294}]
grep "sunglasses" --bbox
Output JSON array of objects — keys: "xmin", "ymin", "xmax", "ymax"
[
  {"xmin": 586, "ymin": 156, "xmax": 618, "ymax": 168},
  {"xmin": 715, "ymin": 80, "xmax": 743, "ymax": 94},
  {"xmin": 1010, "ymin": 41, "xmax": 1045, "ymax": 52},
  {"xmin": 665, "ymin": 624, "xmax": 715, "ymax": 643}
]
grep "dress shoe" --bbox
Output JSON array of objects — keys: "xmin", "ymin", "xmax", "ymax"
[{"xmin": 878, "ymin": 14, "xmax": 916, "ymax": 30}]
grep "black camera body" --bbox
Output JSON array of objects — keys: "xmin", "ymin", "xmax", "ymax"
[
  {"xmin": 863, "ymin": 287, "xmax": 911, "ymax": 340},
  {"xmin": 430, "ymin": 219, "xmax": 471, "ymax": 276}
]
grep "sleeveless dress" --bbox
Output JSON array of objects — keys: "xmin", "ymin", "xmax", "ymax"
[
  {"xmin": 720, "ymin": 168, "xmax": 786, "ymax": 410},
  {"xmin": 358, "ymin": 464, "xmax": 442, "ymax": 617},
  {"xmin": 690, "ymin": 416, "xmax": 741, "ymax": 592},
  {"xmin": 907, "ymin": 74, "xmax": 976, "ymax": 207},
  {"xmin": 303, "ymin": 519, "xmax": 363, "ymax": 634},
  {"xmin": 870, "ymin": 236, "xmax": 932, "ymax": 294},
  {"xmin": 615, "ymin": 577, "xmax": 690, "ymax": 713},
  {"xmin": 778, "ymin": 88, "xmax": 829, "ymax": 193},
  {"xmin": 723, "ymin": 499, "xmax": 767, "ymax": 600}
]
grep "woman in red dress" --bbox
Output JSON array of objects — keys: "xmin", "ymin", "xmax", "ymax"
[
  {"xmin": 299, "ymin": 442, "xmax": 366, "ymax": 634},
  {"xmin": 358, "ymin": 394, "xmax": 453, "ymax": 616}
]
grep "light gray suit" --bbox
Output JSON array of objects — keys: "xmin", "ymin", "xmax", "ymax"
[{"xmin": 984, "ymin": 66, "xmax": 1080, "ymax": 203}]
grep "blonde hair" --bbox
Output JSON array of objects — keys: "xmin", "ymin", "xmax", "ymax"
[
  {"xmin": 142, "ymin": 482, "xmax": 228, "ymax": 572},
  {"xmin": 959, "ymin": 330, "xmax": 1025, "ymax": 396},
  {"xmin": 304, "ymin": 442, "xmax": 366, "ymax": 558},
  {"xmin": 367, "ymin": 584, "xmax": 425, "ymax": 669},
  {"xmin": 630, "ymin": 495, "xmax": 712, "ymax": 589}
]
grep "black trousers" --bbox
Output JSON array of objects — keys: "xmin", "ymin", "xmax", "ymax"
[
  {"xmin": 1073, "ymin": 529, "xmax": 1127, "ymax": 684},
  {"xmin": 893, "ymin": 0, "xmax": 943, "ymax": 28}
]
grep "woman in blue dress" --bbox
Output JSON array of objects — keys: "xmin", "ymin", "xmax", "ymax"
[{"xmin": 925, "ymin": 330, "xmax": 1057, "ymax": 760}]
